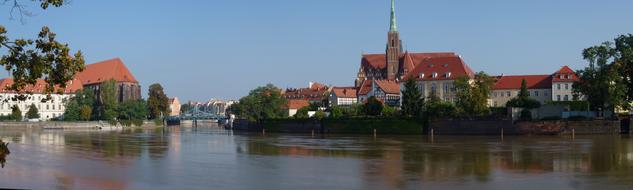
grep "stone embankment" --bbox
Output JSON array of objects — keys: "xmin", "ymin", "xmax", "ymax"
[{"xmin": 0, "ymin": 121, "xmax": 162, "ymax": 130}]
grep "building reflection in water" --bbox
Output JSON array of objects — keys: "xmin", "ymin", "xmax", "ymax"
[{"xmin": 239, "ymin": 135, "xmax": 633, "ymax": 189}]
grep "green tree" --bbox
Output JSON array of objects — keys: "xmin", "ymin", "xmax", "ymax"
[
  {"xmin": 232, "ymin": 84, "xmax": 287, "ymax": 121},
  {"xmin": 63, "ymin": 101, "xmax": 80, "ymax": 121},
  {"xmin": 454, "ymin": 72, "xmax": 495, "ymax": 117},
  {"xmin": 401, "ymin": 77, "xmax": 424, "ymax": 118},
  {"xmin": 294, "ymin": 107, "xmax": 310, "ymax": 119},
  {"xmin": 381, "ymin": 105, "xmax": 396, "ymax": 117},
  {"xmin": 329, "ymin": 105, "xmax": 344, "ymax": 118},
  {"xmin": 314, "ymin": 110, "xmax": 326, "ymax": 120},
  {"xmin": 11, "ymin": 105, "xmax": 21, "ymax": 121},
  {"xmin": 79, "ymin": 105, "xmax": 92, "ymax": 121},
  {"xmin": 425, "ymin": 94, "xmax": 457, "ymax": 119},
  {"xmin": 364, "ymin": 96, "xmax": 383, "ymax": 116},
  {"xmin": 506, "ymin": 79, "xmax": 541, "ymax": 109},
  {"xmin": 574, "ymin": 42, "xmax": 627, "ymax": 113},
  {"xmin": 1, "ymin": 1, "xmax": 84, "ymax": 100},
  {"xmin": 95, "ymin": 79, "xmax": 118, "ymax": 122},
  {"xmin": 614, "ymin": 35, "xmax": 633, "ymax": 109},
  {"xmin": 26, "ymin": 104, "xmax": 39, "ymax": 119},
  {"xmin": 343, "ymin": 103, "xmax": 363, "ymax": 117},
  {"xmin": 118, "ymin": 100, "xmax": 148, "ymax": 126},
  {"xmin": 147, "ymin": 83, "xmax": 170, "ymax": 120}
]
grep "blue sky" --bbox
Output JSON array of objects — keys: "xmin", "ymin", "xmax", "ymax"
[{"xmin": 1, "ymin": 0, "xmax": 632, "ymax": 101}]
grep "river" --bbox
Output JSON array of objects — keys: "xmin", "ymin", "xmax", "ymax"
[{"xmin": 1, "ymin": 124, "xmax": 633, "ymax": 190}]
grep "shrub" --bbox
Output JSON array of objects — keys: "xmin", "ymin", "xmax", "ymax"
[{"xmin": 520, "ymin": 109, "xmax": 532, "ymax": 120}]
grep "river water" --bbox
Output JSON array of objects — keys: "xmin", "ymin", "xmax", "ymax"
[{"xmin": 1, "ymin": 124, "xmax": 633, "ymax": 190}]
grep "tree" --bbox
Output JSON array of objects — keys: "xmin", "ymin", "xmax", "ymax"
[
  {"xmin": 26, "ymin": 104, "xmax": 39, "ymax": 119},
  {"xmin": 79, "ymin": 105, "xmax": 92, "ymax": 121},
  {"xmin": 574, "ymin": 42, "xmax": 627, "ymax": 113},
  {"xmin": 329, "ymin": 105, "xmax": 344, "ymax": 118},
  {"xmin": 11, "ymin": 105, "xmax": 21, "ymax": 121},
  {"xmin": 95, "ymin": 79, "xmax": 118, "ymax": 122},
  {"xmin": 401, "ymin": 77, "xmax": 424, "ymax": 118},
  {"xmin": 294, "ymin": 107, "xmax": 310, "ymax": 119},
  {"xmin": 147, "ymin": 83, "xmax": 170, "ymax": 120},
  {"xmin": 614, "ymin": 35, "xmax": 633, "ymax": 109},
  {"xmin": 454, "ymin": 72, "xmax": 495, "ymax": 117},
  {"xmin": 1, "ymin": 1, "xmax": 84, "ymax": 101},
  {"xmin": 364, "ymin": 96, "xmax": 383, "ymax": 116},
  {"xmin": 118, "ymin": 100, "xmax": 148, "ymax": 126},
  {"xmin": 232, "ymin": 84, "xmax": 287, "ymax": 121},
  {"xmin": 425, "ymin": 95, "xmax": 456, "ymax": 119},
  {"xmin": 314, "ymin": 110, "xmax": 326, "ymax": 120},
  {"xmin": 506, "ymin": 79, "xmax": 541, "ymax": 109},
  {"xmin": 381, "ymin": 105, "xmax": 396, "ymax": 117}
]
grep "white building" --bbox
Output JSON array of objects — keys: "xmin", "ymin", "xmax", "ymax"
[
  {"xmin": 329, "ymin": 87, "xmax": 358, "ymax": 107},
  {"xmin": 0, "ymin": 78, "xmax": 83, "ymax": 121},
  {"xmin": 489, "ymin": 66, "xmax": 580, "ymax": 107}
]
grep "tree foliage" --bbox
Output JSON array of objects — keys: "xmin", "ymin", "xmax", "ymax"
[
  {"xmin": 506, "ymin": 79, "xmax": 541, "ymax": 109},
  {"xmin": 118, "ymin": 100, "xmax": 148, "ymax": 126},
  {"xmin": 147, "ymin": 83, "xmax": 170, "ymax": 120},
  {"xmin": 11, "ymin": 105, "xmax": 21, "ymax": 121},
  {"xmin": 95, "ymin": 79, "xmax": 118, "ymax": 122},
  {"xmin": 614, "ymin": 35, "xmax": 633, "ymax": 107},
  {"xmin": 1, "ymin": 1, "xmax": 84, "ymax": 101},
  {"xmin": 363, "ymin": 96, "xmax": 383, "ymax": 116},
  {"xmin": 79, "ymin": 105, "xmax": 92, "ymax": 121},
  {"xmin": 294, "ymin": 107, "xmax": 310, "ymax": 119},
  {"xmin": 230, "ymin": 84, "xmax": 287, "ymax": 121},
  {"xmin": 400, "ymin": 77, "xmax": 424, "ymax": 118},
  {"xmin": 329, "ymin": 105, "xmax": 344, "ymax": 118},
  {"xmin": 573, "ymin": 41, "xmax": 628, "ymax": 112},
  {"xmin": 454, "ymin": 72, "xmax": 495, "ymax": 117},
  {"xmin": 425, "ymin": 95, "xmax": 456, "ymax": 119},
  {"xmin": 63, "ymin": 89, "xmax": 95, "ymax": 121},
  {"xmin": 26, "ymin": 103, "xmax": 39, "ymax": 119}
]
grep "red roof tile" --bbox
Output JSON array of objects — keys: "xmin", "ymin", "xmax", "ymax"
[
  {"xmin": 494, "ymin": 75, "xmax": 552, "ymax": 90},
  {"xmin": 361, "ymin": 52, "xmax": 457, "ymax": 70},
  {"xmin": 358, "ymin": 80, "xmax": 373, "ymax": 95},
  {"xmin": 0, "ymin": 78, "xmax": 83, "ymax": 94},
  {"xmin": 374, "ymin": 80, "xmax": 400, "ymax": 94},
  {"xmin": 402, "ymin": 56, "xmax": 475, "ymax": 81},
  {"xmin": 77, "ymin": 58, "xmax": 139, "ymax": 85},
  {"xmin": 552, "ymin": 66, "xmax": 579, "ymax": 82},
  {"xmin": 331, "ymin": 87, "xmax": 357, "ymax": 98},
  {"xmin": 284, "ymin": 99, "xmax": 310, "ymax": 109}
]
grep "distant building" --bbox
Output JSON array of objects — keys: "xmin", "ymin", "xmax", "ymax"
[
  {"xmin": 169, "ymin": 97, "xmax": 181, "ymax": 116},
  {"xmin": 329, "ymin": 87, "xmax": 358, "ymax": 107},
  {"xmin": 284, "ymin": 82, "xmax": 330, "ymax": 103},
  {"xmin": 358, "ymin": 79, "xmax": 401, "ymax": 107},
  {"xmin": 284, "ymin": 99, "xmax": 310, "ymax": 117},
  {"xmin": 0, "ymin": 78, "xmax": 83, "ymax": 120},
  {"xmin": 490, "ymin": 66, "xmax": 580, "ymax": 107},
  {"xmin": 76, "ymin": 58, "xmax": 141, "ymax": 103}
]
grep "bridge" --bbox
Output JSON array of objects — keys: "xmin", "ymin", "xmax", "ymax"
[{"xmin": 176, "ymin": 104, "xmax": 227, "ymax": 121}]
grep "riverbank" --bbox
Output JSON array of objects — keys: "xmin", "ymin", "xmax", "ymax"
[
  {"xmin": 0, "ymin": 121, "xmax": 163, "ymax": 130},
  {"xmin": 231, "ymin": 118, "xmax": 630, "ymax": 135}
]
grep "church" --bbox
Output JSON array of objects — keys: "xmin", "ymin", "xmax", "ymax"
[{"xmin": 355, "ymin": 0, "xmax": 475, "ymax": 103}]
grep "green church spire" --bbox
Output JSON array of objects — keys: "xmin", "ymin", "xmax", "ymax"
[{"xmin": 389, "ymin": 0, "xmax": 397, "ymax": 32}]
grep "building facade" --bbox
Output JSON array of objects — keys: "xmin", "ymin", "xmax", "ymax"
[
  {"xmin": 329, "ymin": 87, "xmax": 358, "ymax": 107},
  {"xmin": 358, "ymin": 79, "xmax": 401, "ymax": 107},
  {"xmin": 489, "ymin": 66, "xmax": 580, "ymax": 107},
  {"xmin": 76, "ymin": 58, "xmax": 142, "ymax": 103},
  {"xmin": 0, "ymin": 78, "xmax": 83, "ymax": 120},
  {"xmin": 169, "ymin": 97, "xmax": 181, "ymax": 116}
]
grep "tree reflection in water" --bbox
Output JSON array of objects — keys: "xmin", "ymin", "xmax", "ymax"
[{"xmin": 0, "ymin": 140, "xmax": 9, "ymax": 168}]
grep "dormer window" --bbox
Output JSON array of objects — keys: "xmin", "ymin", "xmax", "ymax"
[
  {"xmin": 560, "ymin": 75, "xmax": 564, "ymax": 79},
  {"xmin": 566, "ymin": 74, "xmax": 571, "ymax": 79},
  {"xmin": 445, "ymin": 72, "xmax": 452, "ymax": 78},
  {"xmin": 432, "ymin": 72, "xmax": 438, "ymax": 78},
  {"xmin": 419, "ymin": 73, "xmax": 425, "ymax": 78},
  {"xmin": 429, "ymin": 64, "xmax": 434, "ymax": 68},
  {"xmin": 443, "ymin": 64, "xmax": 448, "ymax": 67}
]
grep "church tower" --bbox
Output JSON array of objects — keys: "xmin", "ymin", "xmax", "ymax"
[{"xmin": 386, "ymin": 0, "xmax": 402, "ymax": 80}]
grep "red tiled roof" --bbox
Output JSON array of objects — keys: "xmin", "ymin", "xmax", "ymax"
[
  {"xmin": 0, "ymin": 78, "xmax": 83, "ymax": 94},
  {"xmin": 77, "ymin": 58, "xmax": 139, "ymax": 85},
  {"xmin": 493, "ymin": 75, "xmax": 552, "ymax": 90},
  {"xmin": 552, "ymin": 66, "xmax": 579, "ymax": 82},
  {"xmin": 361, "ymin": 52, "xmax": 457, "ymax": 70},
  {"xmin": 331, "ymin": 87, "xmax": 357, "ymax": 98},
  {"xmin": 284, "ymin": 99, "xmax": 310, "ymax": 109},
  {"xmin": 358, "ymin": 79, "xmax": 373, "ymax": 95},
  {"xmin": 402, "ymin": 56, "xmax": 475, "ymax": 81},
  {"xmin": 284, "ymin": 87, "xmax": 328, "ymax": 101},
  {"xmin": 309, "ymin": 82, "xmax": 327, "ymax": 90},
  {"xmin": 374, "ymin": 80, "xmax": 400, "ymax": 94}
]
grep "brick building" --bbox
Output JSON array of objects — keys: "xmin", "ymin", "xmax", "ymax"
[{"xmin": 76, "ymin": 58, "xmax": 142, "ymax": 103}]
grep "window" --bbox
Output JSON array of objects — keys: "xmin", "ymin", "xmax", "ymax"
[
  {"xmin": 566, "ymin": 74, "xmax": 571, "ymax": 79},
  {"xmin": 46, "ymin": 105, "xmax": 49, "ymax": 110},
  {"xmin": 419, "ymin": 73, "xmax": 425, "ymax": 78},
  {"xmin": 557, "ymin": 84, "xmax": 561, "ymax": 90},
  {"xmin": 560, "ymin": 75, "xmax": 564, "ymax": 79},
  {"xmin": 565, "ymin": 83, "xmax": 569, "ymax": 90},
  {"xmin": 557, "ymin": 95, "xmax": 561, "ymax": 101},
  {"xmin": 443, "ymin": 83, "xmax": 449, "ymax": 94},
  {"xmin": 431, "ymin": 83, "xmax": 437, "ymax": 95},
  {"xmin": 564, "ymin": 95, "xmax": 569, "ymax": 101},
  {"xmin": 445, "ymin": 72, "xmax": 452, "ymax": 78},
  {"xmin": 535, "ymin": 91, "xmax": 539, "ymax": 96},
  {"xmin": 494, "ymin": 102, "xmax": 498, "ymax": 107},
  {"xmin": 432, "ymin": 72, "xmax": 438, "ymax": 78},
  {"xmin": 494, "ymin": 92, "xmax": 498, "ymax": 97},
  {"xmin": 507, "ymin": 91, "xmax": 511, "ymax": 97}
]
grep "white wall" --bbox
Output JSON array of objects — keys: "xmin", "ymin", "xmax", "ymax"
[{"xmin": 0, "ymin": 93, "xmax": 72, "ymax": 121}]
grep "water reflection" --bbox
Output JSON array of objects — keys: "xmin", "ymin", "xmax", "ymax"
[
  {"xmin": 0, "ymin": 140, "xmax": 8, "ymax": 168},
  {"xmin": 0, "ymin": 126, "xmax": 633, "ymax": 189}
]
